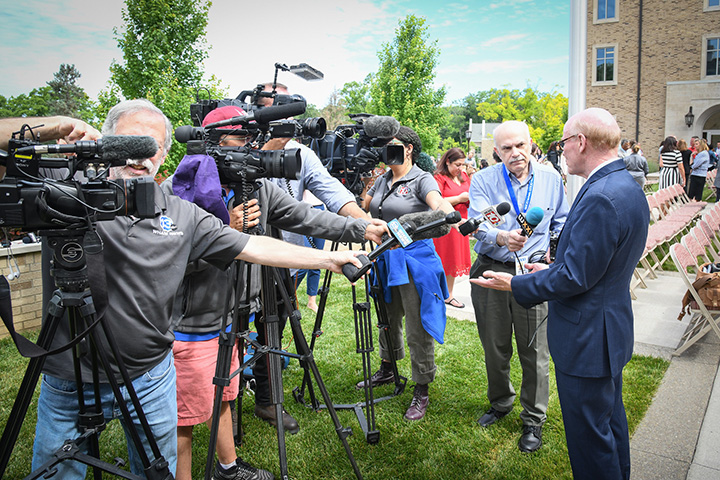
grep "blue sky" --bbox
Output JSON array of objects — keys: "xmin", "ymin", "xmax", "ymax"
[{"xmin": 0, "ymin": 0, "xmax": 570, "ymax": 107}]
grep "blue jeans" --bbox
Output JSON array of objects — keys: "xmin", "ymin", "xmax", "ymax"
[
  {"xmin": 32, "ymin": 352, "xmax": 177, "ymax": 478},
  {"xmin": 295, "ymin": 205, "xmax": 326, "ymax": 297}
]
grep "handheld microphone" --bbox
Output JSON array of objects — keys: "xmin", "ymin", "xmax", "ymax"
[
  {"xmin": 342, "ymin": 220, "xmax": 416, "ymax": 282},
  {"xmin": 459, "ymin": 202, "xmax": 512, "ymax": 236},
  {"xmin": 517, "ymin": 206, "xmax": 545, "ymax": 237},
  {"xmin": 16, "ymin": 136, "xmax": 159, "ymax": 163},
  {"xmin": 204, "ymin": 102, "xmax": 307, "ymax": 128},
  {"xmin": 363, "ymin": 116, "xmax": 401, "ymax": 139}
]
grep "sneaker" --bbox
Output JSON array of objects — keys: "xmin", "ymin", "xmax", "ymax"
[{"xmin": 212, "ymin": 457, "xmax": 275, "ymax": 480}]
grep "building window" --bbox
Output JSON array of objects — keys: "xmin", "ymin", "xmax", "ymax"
[
  {"xmin": 592, "ymin": 45, "xmax": 617, "ymax": 86},
  {"xmin": 594, "ymin": 0, "xmax": 619, "ymax": 23},
  {"xmin": 705, "ymin": 0, "xmax": 720, "ymax": 12},
  {"xmin": 707, "ymin": 37, "xmax": 720, "ymax": 77}
]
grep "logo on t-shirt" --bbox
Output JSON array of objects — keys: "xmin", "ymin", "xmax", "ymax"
[
  {"xmin": 396, "ymin": 185, "xmax": 411, "ymax": 196},
  {"xmin": 153, "ymin": 216, "xmax": 183, "ymax": 236}
]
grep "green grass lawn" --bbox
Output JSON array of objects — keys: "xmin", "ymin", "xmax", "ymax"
[{"xmin": 0, "ymin": 275, "xmax": 668, "ymax": 480}]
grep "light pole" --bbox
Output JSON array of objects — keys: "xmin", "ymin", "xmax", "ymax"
[{"xmin": 465, "ymin": 129, "xmax": 472, "ymax": 153}]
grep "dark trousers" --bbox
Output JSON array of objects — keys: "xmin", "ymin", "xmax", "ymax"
[
  {"xmin": 688, "ymin": 175, "xmax": 706, "ymax": 201},
  {"xmin": 555, "ymin": 369, "xmax": 630, "ymax": 480}
]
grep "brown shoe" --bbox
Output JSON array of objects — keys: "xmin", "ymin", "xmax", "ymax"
[
  {"xmin": 355, "ymin": 364, "xmax": 395, "ymax": 389},
  {"xmin": 254, "ymin": 404, "xmax": 299, "ymax": 435},
  {"xmin": 404, "ymin": 384, "xmax": 429, "ymax": 421}
]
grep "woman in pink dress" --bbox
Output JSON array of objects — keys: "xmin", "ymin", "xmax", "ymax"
[{"xmin": 433, "ymin": 148, "xmax": 471, "ymax": 308}]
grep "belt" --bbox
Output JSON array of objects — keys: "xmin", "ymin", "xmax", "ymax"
[{"xmin": 481, "ymin": 254, "xmax": 515, "ymax": 269}]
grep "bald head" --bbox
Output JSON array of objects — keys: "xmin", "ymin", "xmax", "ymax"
[{"xmin": 562, "ymin": 108, "xmax": 622, "ymax": 178}]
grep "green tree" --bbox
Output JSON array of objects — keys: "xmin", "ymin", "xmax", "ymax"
[
  {"xmin": 369, "ymin": 15, "xmax": 447, "ymax": 156},
  {"xmin": 46, "ymin": 64, "xmax": 93, "ymax": 119},
  {"xmin": 0, "ymin": 87, "xmax": 54, "ymax": 118},
  {"xmin": 475, "ymin": 86, "xmax": 568, "ymax": 151},
  {"xmin": 107, "ymin": 0, "xmax": 225, "ymax": 175},
  {"xmin": 339, "ymin": 74, "xmax": 373, "ymax": 115}
]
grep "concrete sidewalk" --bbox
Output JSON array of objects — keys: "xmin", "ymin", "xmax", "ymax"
[{"xmin": 445, "ymin": 269, "xmax": 720, "ymax": 480}]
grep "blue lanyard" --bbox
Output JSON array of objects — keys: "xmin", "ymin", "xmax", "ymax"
[{"xmin": 502, "ymin": 164, "xmax": 534, "ymax": 214}]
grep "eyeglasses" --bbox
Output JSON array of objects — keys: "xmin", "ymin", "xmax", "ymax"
[{"xmin": 558, "ymin": 134, "xmax": 578, "ymax": 149}]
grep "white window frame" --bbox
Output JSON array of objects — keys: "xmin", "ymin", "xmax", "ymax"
[
  {"xmin": 702, "ymin": 34, "xmax": 720, "ymax": 79},
  {"xmin": 593, "ymin": 0, "xmax": 619, "ymax": 24},
  {"xmin": 705, "ymin": 0, "xmax": 720, "ymax": 13},
  {"xmin": 592, "ymin": 44, "xmax": 618, "ymax": 86}
]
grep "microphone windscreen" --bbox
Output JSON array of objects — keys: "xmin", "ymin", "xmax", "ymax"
[
  {"xmin": 253, "ymin": 102, "xmax": 307, "ymax": 124},
  {"xmin": 497, "ymin": 202, "xmax": 512, "ymax": 216},
  {"xmin": 526, "ymin": 206, "xmax": 545, "ymax": 227},
  {"xmin": 100, "ymin": 135, "xmax": 158, "ymax": 161},
  {"xmin": 364, "ymin": 116, "xmax": 401, "ymax": 139},
  {"xmin": 397, "ymin": 209, "xmax": 451, "ymax": 241}
]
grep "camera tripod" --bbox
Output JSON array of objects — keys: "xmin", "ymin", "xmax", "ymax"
[
  {"xmin": 0, "ymin": 229, "xmax": 172, "ymax": 479},
  {"xmin": 292, "ymin": 240, "xmax": 407, "ymax": 444},
  {"xmin": 202, "ymin": 240, "xmax": 362, "ymax": 480}
]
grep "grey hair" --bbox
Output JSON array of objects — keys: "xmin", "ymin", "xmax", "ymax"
[
  {"xmin": 102, "ymin": 99, "xmax": 173, "ymax": 155},
  {"xmin": 492, "ymin": 120, "xmax": 530, "ymax": 148}
]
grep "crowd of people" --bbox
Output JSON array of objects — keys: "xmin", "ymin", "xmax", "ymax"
[{"xmin": 1, "ymin": 98, "xmax": 715, "ymax": 480}]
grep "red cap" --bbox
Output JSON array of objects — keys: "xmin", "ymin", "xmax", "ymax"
[{"xmin": 202, "ymin": 105, "xmax": 248, "ymax": 132}]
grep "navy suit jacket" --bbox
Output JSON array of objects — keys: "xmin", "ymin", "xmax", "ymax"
[{"xmin": 512, "ymin": 160, "xmax": 649, "ymax": 378}]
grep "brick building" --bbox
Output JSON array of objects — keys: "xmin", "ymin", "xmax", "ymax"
[{"xmin": 585, "ymin": 0, "xmax": 720, "ymax": 152}]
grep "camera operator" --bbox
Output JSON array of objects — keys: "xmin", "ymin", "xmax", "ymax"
[
  {"xmin": 24, "ymin": 99, "xmax": 364, "ymax": 480},
  {"xmin": 162, "ymin": 105, "xmax": 386, "ymax": 480},
  {"xmin": 228, "ymin": 84, "xmax": 373, "ymax": 434}
]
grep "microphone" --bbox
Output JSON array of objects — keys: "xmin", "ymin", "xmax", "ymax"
[
  {"xmin": 204, "ymin": 102, "xmax": 307, "ymax": 128},
  {"xmin": 363, "ymin": 115, "xmax": 400, "ymax": 139},
  {"xmin": 399, "ymin": 210, "xmax": 461, "ymax": 240},
  {"xmin": 16, "ymin": 136, "xmax": 159, "ymax": 163},
  {"xmin": 517, "ymin": 206, "xmax": 545, "ymax": 237},
  {"xmin": 342, "ymin": 220, "xmax": 416, "ymax": 282},
  {"xmin": 459, "ymin": 202, "xmax": 512, "ymax": 236}
]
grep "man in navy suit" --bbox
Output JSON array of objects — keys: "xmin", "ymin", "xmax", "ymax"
[{"xmin": 471, "ymin": 108, "xmax": 649, "ymax": 479}]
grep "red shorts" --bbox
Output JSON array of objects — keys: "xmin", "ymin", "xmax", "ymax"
[{"xmin": 173, "ymin": 337, "xmax": 240, "ymax": 427}]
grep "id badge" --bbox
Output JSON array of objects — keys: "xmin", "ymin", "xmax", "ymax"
[{"xmin": 515, "ymin": 255, "xmax": 528, "ymax": 275}]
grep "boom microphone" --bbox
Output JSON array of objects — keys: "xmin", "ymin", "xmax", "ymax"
[
  {"xmin": 363, "ymin": 116, "xmax": 401, "ymax": 139},
  {"xmin": 459, "ymin": 202, "xmax": 512, "ymax": 236},
  {"xmin": 518, "ymin": 206, "xmax": 545, "ymax": 237},
  {"xmin": 204, "ymin": 102, "xmax": 307, "ymax": 128},
  {"xmin": 16, "ymin": 136, "xmax": 159, "ymax": 163}
]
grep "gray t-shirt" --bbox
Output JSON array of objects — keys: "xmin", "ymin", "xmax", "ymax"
[
  {"xmin": 367, "ymin": 165, "xmax": 440, "ymax": 220},
  {"xmin": 42, "ymin": 183, "xmax": 248, "ymax": 382}
]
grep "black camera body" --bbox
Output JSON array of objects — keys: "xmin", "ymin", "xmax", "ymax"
[
  {"xmin": 548, "ymin": 230, "xmax": 560, "ymax": 262},
  {"xmin": 0, "ymin": 137, "xmax": 156, "ymax": 231}
]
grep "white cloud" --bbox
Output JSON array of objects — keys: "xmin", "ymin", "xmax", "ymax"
[{"xmin": 480, "ymin": 34, "xmax": 531, "ymax": 48}]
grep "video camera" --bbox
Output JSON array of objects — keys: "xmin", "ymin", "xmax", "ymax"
[
  {"xmin": 0, "ymin": 129, "xmax": 156, "ymax": 231},
  {"xmin": 309, "ymin": 113, "xmax": 403, "ymax": 196}
]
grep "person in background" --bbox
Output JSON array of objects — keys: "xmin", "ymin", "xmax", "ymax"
[
  {"xmin": 688, "ymin": 139, "xmax": 711, "ymax": 201},
  {"xmin": 294, "ymin": 190, "xmax": 326, "ymax": 313},
  {"xmin": 659, "ymin": 136, "xmax": 685, "ymax": 189},
  {"xmin": 544, "ymin": 141, "xmax": 564, "ymax": 176},
  {"xmin": 432, "ymin": 147, "xmax": 472, "ymax": 308},
  {"xmin": 622, "ymin": 143, "xmax": 649, "ymax": 188},
  {"xmin": 480, "ymin": 159, "xmax": 489, "ymax": 170},
  {"xmin": 679, "ymin": 139, "xmax": 693, "ymax": 192}
]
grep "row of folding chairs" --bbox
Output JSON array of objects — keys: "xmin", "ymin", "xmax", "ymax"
[
  {"xmin": 705, "ymin": 169, "xmax": 717, "ymax": 201},
  {"xmin": 630, "ymin": 185, "xmax": 706, "ymax": 299},
  {"xmin": 670, "ymin": 204, "xmax": 720, "ymax": 355}
]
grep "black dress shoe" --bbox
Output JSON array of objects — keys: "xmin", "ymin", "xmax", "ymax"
[
  {"xmin": 355, "ymin": 365, "xmax": 395, "ymax": 389},
  {"xmin": 404, "ymin": 384, "xmax": 429, "ymax": 421},
  {"xmin": 518, "ymin": 424, "xmax": 543, "ymax": 453},
  {"xmin": 254, "ymin": 404, "xmax": 300, "ymax": 435},
  {"xmin": 477, "ymin": 407, "xmax": 512, "ymax": 427}
]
